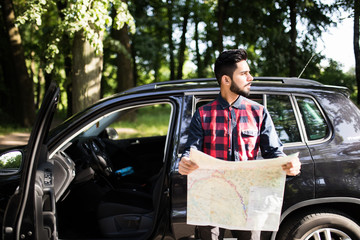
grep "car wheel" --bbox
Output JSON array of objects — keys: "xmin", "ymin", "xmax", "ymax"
[{"xmin": 276, "ymin": 210, "xmax": 360, "ymax": 240}]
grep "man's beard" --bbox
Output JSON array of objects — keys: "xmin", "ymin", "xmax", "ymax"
[{"xmin": 230, "ymin": 79, "xmax": 250, "ymax": 97}]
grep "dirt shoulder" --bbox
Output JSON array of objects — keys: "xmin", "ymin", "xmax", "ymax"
[{"xmin": 0, "ymin": 132, "xmax": 30, "ymax": 150}]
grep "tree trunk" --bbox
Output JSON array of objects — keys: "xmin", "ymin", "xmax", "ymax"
[
  {"xmin": 217, "ymin": 0, "xmax": 224, "ymax": 53},
  {"xmin": 216, "ymin": 0, "xmax": 229, "ymax": 53},
  {"xmin": 35, "ymin": 67, "xmax": 43, "ymax": 110},
  {"xmin": 1, "ymin": 0, "xmax": 35, "ymax": 127},
  {"xmin": 176, "ymin": 0, "xmax": 190, "ymax": 80},
  {"xmin": 72, "ymin": 31, "xmax": 103, "ymax": 113},
  {"xmin": 203, "ymin": 40, "xmax": 213, "ymax": 77},
  {"xmin": 0, "ymin": 24, "xmax": 13, "ymax": 120},
  {"xmin": 131, "ymin": 41, "xmax": 138, "ymax": 86},
  {"xmin": 30, "ymin": 51, "xmax": 39, "ymax": 109},
  {"xmin": 354, "ymin": 0, "xmax": 360, "ymax": 104},
  {"xmin": 194, "ymin": 13, "xmax": 203, "ymax": 78},
  {"xmin": 289, "ymin": 0, "xmax": 297, "ymax": 77},
  {"xmin": 154, "ymin": 52, "xmax": 160, "ymax": 82},
  {"xmin": 114, "ymin": 25, "xmax": 134, "ymax": 92},
  {"xmin": 56, "ymin": 0, "xmax": 73, "ymax": 116},
  {"xmin": 167, "ymin": 0, "xmax": 175, "ymax": 80},
  {"xmin": 63, "ymin": 36, "xmax": 72, "ymax": 116}
]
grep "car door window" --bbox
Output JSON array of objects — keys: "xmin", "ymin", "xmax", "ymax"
[
  {"xmin": 266, "ymin": 95, "xmax": 301, "ymax": 143},
  {"xmin": 107, "ymin": 103, "xmax": 172, "ymax": 139},
  {"xmin": 296, "ymin": 97, "xmax": 329, "ymax": 141}
]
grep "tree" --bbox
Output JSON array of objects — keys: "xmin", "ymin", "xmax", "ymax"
[
  {"xmin": 288, "ymin": 0, "xmax": 297, "ymax": 77},
  {"xmin": 176, "ymin": 0, "xmax": 191, "ymax": 80},
  {"xmin": 216, "ymin": 0, "xmax": 229, "ymax": 53},
  {"xmin": 129, "ymin": 0, "xmax": 168, "ymax": 84},
  {"xmin": 318, "ymin": 59, "xmax": 355, "ymax": 91},
  {"xmin": 193, "ymin": 3, "xmax": 203, "ymax": 78},
  {"xmin": 3, "ymin": 0, "xmax": 355, "ymax": 124},
  {"xmin": 274, "ymin": 0, "xmax": 334, "ymax": 77},
  {"xmin": 71, "ymin": 30, "xmax": 103, "ymax": 112},
  {"xmin": 192, "ymin": 0, "xmax": 217, "ymax": 78},
  {"xmin": 0, "ymin": 0, "xmax": 35, "ymax": 127},
  {"xmin": 16, "ymin": 0, "xmax": 135, "ymax": 113},
  {"xmin": 167, "ymin": 0, "xmax": 175, "ymax": 80},
  {"xmin": 337, "ymin": 0, "xmax": 360, "ymax": 103},
  {"xmin": 114, "ymin": 24, "xmax": 134, "ymax": 92},
  {"xmin": 354, "ymin": 0, "xmax": 360, "ymax": 103}
]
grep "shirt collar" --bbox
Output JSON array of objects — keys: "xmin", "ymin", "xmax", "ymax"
[{"xmin": 217, "ymin": 93, "xmax": 243, "ymax": 109}]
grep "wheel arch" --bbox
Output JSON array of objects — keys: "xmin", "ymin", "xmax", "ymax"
[{"xmin": 270, "ymin": 197, "xmax": 360, "ymax": 240}]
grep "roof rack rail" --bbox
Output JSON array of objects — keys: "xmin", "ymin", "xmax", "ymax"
[
  {"xmin": 253, "ymin": 77, "xmax": 324, "ymax": 86},
  {"xmin": 122, "ymin": 78, "xmax": 217, "ymax": 94},
  {"xmin": 122, "ymin": 77, "xmax": 325, "ymax": 94}
]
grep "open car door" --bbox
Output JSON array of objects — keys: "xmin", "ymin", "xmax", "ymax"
[{"xmin": 3, "ymin": 82, "xmax": 60, "ymax": 240}]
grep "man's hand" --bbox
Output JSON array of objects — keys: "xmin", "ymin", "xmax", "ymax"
[
  {"xmin": 282, "ymin": 156, "xmax": 301, "ymax": 176},
  {"xmin": 178, "ymin": 156, "xmax": 199, "ymax": 175}
]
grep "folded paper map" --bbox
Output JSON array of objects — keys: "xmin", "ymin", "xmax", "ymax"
[{"xmin": 187, "ymin": 148, "xmax": 298, "ymax": 231}]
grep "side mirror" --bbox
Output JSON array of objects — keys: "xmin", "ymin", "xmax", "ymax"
[
  {"xmin": 105, "ymin": 128, "xmax": 119, "ymax": 140},
  {"xmin": 0, "ymin": 150, "xmax": 23, "ymax": 174}
]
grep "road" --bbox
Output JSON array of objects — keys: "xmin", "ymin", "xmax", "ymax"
[{"xmin": 0, "ymin": 132, "xmax": 30, "ymax": 149}]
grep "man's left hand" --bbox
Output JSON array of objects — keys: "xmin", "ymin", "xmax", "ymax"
[{"xmin": 282, "ymin": 157, "xmax": 301, "ymax": 176}]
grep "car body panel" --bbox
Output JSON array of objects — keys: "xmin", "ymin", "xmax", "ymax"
[{"xmin": 309, "ymin": 91, "xmax": 360, "ymax": 199}]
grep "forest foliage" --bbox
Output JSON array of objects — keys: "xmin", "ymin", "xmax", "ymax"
[{"xmin": 0, "ymin": 0, "xmax": 358, "ymax": 127}]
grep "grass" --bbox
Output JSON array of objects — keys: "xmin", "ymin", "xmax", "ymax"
[
  {"xmin": 0, "ymin": 109, "xmax": 68, "ymax": 136},
  {"xmin": 109, "ymin": 104, "xmax": 172, "ymax": 139},
  {"xmin": 0, "ymin": 126, "xmax": 31, "ymax": 136}
]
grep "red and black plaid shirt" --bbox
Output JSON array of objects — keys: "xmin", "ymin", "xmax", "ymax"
[{"xmin": 183, "ymin": 94, "xmax": 284, "ymax": 161}]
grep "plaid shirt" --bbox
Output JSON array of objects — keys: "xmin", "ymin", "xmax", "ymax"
[{"xmin": 183, "ymin": 94, "xmax": 285, "ymax": 161}]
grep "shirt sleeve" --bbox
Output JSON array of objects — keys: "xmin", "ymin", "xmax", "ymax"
[
  {"xmin": 182, "ymin": 110, "xmax": 204, "ymax": 158},
  {"xmin": 259, "ymin": 108, "xmax": 286, "ymax": 159}
]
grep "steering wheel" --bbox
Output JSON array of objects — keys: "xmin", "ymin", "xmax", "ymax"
[{"xmin": 84, "ymin": 137, "xmax": 114, "ymax": 176}]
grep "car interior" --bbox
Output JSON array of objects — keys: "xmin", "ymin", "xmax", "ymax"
[{"xmin": 50, "ymin": 103, "xmax": 173, "ymax": 239}]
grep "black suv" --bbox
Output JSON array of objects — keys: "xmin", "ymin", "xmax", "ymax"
[{"xmin": 1, "ymin": 77, "xmax": 360, "ymax": 240}]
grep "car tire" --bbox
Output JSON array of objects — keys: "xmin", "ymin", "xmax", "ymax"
[{"xmin": 276, "ymin": 210, "xmax": 360, "ymax": 240}]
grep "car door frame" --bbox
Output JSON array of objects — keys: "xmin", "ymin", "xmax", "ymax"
[{"xmin": 3, "ymin": 82, "xmax": 59, "ymax": 240}]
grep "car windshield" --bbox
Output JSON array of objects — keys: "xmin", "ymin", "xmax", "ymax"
[{"xmin": 77, "ymin": 111, "xmax": 122, "ymax": 138}]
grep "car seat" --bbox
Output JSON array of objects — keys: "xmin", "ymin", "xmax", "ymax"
[{"xmin": 96, "ymin": 169, "xmax": 164, "ymax": 238}]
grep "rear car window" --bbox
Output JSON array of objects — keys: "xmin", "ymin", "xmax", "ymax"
[
  {"xmin": 296, "ymin": 96, "xmax": 329, "ymax": 141},
  {"xmin": 266, "ymin": 95, "xmax": 301, "ymax": 143}
]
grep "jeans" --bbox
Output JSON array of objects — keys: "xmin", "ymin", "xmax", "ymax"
[{"xmin": 196, "ymin": 226, "xmax": 270, "ymax": 240}]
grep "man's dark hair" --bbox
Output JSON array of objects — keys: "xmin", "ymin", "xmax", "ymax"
[{"xmin": 214, "ymin": 49, "xmax": 248, "ymax": 85}]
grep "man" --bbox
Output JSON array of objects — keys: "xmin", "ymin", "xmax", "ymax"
[{"xmin": 178, "ymin": 49, "xmax": 301, "ymax": 240}]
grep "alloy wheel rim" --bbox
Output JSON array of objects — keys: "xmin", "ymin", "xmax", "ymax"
[{"xmin": 304, "ymin": 228, "xmax": 351, "ymax": 240}]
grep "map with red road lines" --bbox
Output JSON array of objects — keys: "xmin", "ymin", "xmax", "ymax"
[{"xmin": 187, "ymin": 149, "xmax": 298, "ymax": 231}]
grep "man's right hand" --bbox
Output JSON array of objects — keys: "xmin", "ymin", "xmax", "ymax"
[{"xmin": 178, "ymin": 156, "xmax": 199, "ymax": 175}]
